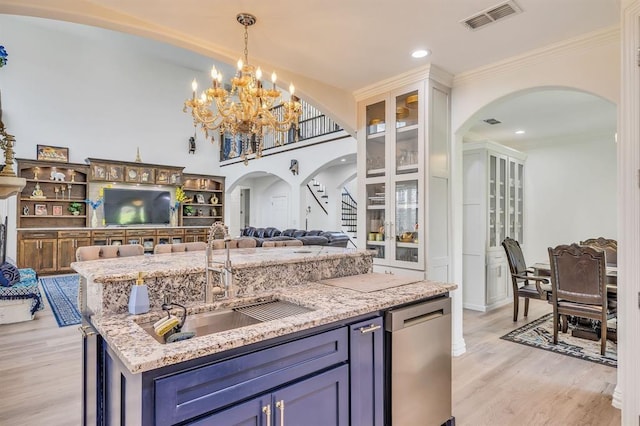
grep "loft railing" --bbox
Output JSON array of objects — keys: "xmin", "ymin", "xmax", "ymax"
[{"xmin": 220, "ymin": 100, "xmax": 343, "ymax": 162}]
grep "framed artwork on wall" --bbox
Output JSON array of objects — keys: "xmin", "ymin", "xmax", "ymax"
[{"xmin": 37, "ymin": 145, "xmax": 69, "ymax": 163}]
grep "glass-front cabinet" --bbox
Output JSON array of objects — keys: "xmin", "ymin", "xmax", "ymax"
[{"xmin": 360, "ymin": 84, "xmax": 425, "ymax": 271}]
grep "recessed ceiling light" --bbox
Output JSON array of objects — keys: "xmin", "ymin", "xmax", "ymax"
[
  {"xmin": 341, "ymin": 158, "xmax": 346, "ymax": 162},
  {"xmin": 411, "ymin": 49, "xmax": 430, "ymax": 59},
  {"xmin": 515, "ymin": 130, "xmax": 525, "ymax": 134}
]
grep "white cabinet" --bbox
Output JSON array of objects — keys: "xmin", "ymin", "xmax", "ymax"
[
  {"xmin": 357, "ymin": 71, "xmax": 451, "ymax": 279},
  {"xmin": 462, "ymin": 141, "xmax": 525, "ymax": 311}
]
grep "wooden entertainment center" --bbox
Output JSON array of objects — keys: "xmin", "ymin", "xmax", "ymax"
[{"xmin": 15, "ymin": 158, "xmax": 225, "ymax": 274}]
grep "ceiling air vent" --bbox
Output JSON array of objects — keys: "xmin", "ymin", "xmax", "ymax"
[
  {"xmin": 484, "ymin": 118, "xmax": 501, "ymax": 125},
  {"xmin": 461, "ymin": 0, "xmax": 522, "ymax": 31}
]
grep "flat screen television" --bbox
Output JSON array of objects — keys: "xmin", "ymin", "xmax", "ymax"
[{"xmin": 103, "ymin": 188, "xmax": 171, "ymax": 226}]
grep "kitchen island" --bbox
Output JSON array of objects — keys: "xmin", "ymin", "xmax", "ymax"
[{"xmin": 73, "ymin": 246, "xmax": 456, "ymax": 426}]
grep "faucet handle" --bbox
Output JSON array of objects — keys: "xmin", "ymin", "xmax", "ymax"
[{"xmin": 162, "ymin": 294, "xmax": 172, "ymax": 310}]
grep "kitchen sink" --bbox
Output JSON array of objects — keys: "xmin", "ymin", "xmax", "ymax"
[{"xmin": 140, "ymin": 299, "xmax": 314, "ymax": 344}]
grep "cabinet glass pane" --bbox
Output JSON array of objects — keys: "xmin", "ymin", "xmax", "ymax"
[
  {"xmin": 365, "ymin": 183, "xmax": 386, "ymax": 259},
  {"xmin": 394, "ymin": 180, "xmax": 419, "ymax": 263},
  {"xmin": 517, "ymin": 163, "xmax": 524, "ymax": 243},
  {"xmin": 498, "ymin": 157, "xmax": 506, "ymax": 245},
  {"xmin": 366, "ymin": 101, "xmax": 386, "ymax": 177},
  {"xmin": 509, "ymin": 160, "xmax": 516, "ymax": 238},
  {"xmin": 489, "ymin": 156, "xmax": 497, "ymax": 247},
  {"xmin": 395, "ymin": 90, "xmax": 419, "ymax": 175}
]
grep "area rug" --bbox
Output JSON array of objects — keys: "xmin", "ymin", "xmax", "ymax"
[
  {"xmin": 40, "ymin": 274, "xmax": 81, "ymax": 327},
  {"xmin": 501, "ymin": 313, "xmax": 617, "ymax": 368}
]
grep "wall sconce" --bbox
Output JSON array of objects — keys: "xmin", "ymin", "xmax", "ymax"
[{"xmin": 188, "ymin": 136, "xmax": 196, "ymax": 154}]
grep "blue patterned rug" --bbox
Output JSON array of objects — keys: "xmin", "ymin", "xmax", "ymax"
[
  {"xmin": 501, "ymin": 313, "xmax": 617, "ymax": 368},
  {"xmin": 40, "ymin": 275, "xmax": 81, "ymax": 327}
]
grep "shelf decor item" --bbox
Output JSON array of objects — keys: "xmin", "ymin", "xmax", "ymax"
[
  {"xmin": 52, "ymin": 205, "xmax": 63, "ymax": 216},
  {"xmin": 36, "ymin": 145, "xmax": 69, "ymax": 163},
  {"xmin": 0, "ymin": 45, "xmax": 7, "ymax": 68},
  {"xmin": 35, "ymin": 204, "xmax": 47, "ymax": 216},
  {"xmin": 68, "ymin": 202, "xmax": 82, "ymax": 216}
]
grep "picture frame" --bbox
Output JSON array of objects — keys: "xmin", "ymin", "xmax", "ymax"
[
  {"xmin": 195, "ymin": 194, "xmax": 205, "ymax": 204},
  {"xmin": 34, "ymin": 204, "xmax": 48, "ymax": 216},
  {"xmin": 140, "ymin": 167, "xmax": 155, "ymax": 183},
  {"xmin": 52, "ymin": 205, "xmax": 63, "ymax": 216},
  {"xmin": 125, "ymin": 166, "xmax": 141, "ymax": 183},
  {"xmin": 156, "ymin": 169, "xmax": 170, "ymax": 184},
  {"xmin": 37, "ymin": 145, "xmax": 69, "ymax": 163},
  {"xmin": 108, "ymin": 164, "xmax": 124, "ymax": 181},
  {"xmin": 92, "ymin": 164, "xmax": 106, "ymax": 180}
]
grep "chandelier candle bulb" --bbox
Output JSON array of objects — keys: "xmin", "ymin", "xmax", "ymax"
[{"xmin": 191, "ymin": 79, "xmax": 197, "ymax": 99}]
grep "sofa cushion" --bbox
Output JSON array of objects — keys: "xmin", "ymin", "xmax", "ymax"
[
  {"xmin": 292, "ymin": 230, "xmax": 308, "ymax": 238},
  {"xmin": 264, "ymin": 227, "xmax": 281, "ymax": 238},
  {"xmin": 306, "ymin": 229, "xmax": 324, "ymax": 236},
  {"xmin": 242, "ymin": 226, "xmax": 257, "ymax": 237},
  {"xmin": 321, "ymin": 231, "xmax": 350, "ymax": 248},
  {"xmin": 298, "ymin": 236, "xmax": 329, "ymax": 246},
  {"xmin": 254, "ymin": 228, "xmax": 267, "ymax": 238},
  {"xmin": 281, "ymin": 229, "xmax": 297, "ymax": 237},
  {"xmin": 0, "ymin": 262, "xmax": 21, "ymax": 287}
]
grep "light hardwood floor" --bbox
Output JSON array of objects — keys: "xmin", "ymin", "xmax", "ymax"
[
  {"xmin": 453, "ymin": 301, "xmax": 620, "ymax": 425},
  {"xmin": 0, "ymin": 292, "xmax": 619, "ymax": 425}
]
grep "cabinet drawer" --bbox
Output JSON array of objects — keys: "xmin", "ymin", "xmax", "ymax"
[
  {"xmin": 184, "ymin": 228, "xmax": 207, "ymax": 235},
  {"xmin": 92, "ymin": 230, "xmax": 126, "ymax": 238},
  {"xmin": 20, "ymin": 231, "xmax": 57, "ymax": 239},
  {"xmin": 154, "ymin": 327, "xmax": 348, "ymax": 425},
  {"xmin": 126, "ymin": 229, "xmax": 156, "ymax": 237},
  {"xmin": 157, "ymin": 229, "xmax": 184, "ymax": 237},
  {"xmin": 58, "ymin": 230, "xmax": 91, "ymax": 238}
]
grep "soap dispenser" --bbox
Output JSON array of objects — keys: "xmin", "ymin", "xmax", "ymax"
[{"xmin": 128, "ymin": 272, "xmax": 150, "ymax": 315}]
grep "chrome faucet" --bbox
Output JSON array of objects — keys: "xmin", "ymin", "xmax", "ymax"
[{"xmin": 205, "ymin": 235, "xmax": 233, "ymax": 302}]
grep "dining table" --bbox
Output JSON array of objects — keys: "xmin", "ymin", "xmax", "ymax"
[{"xmin": 531, "ymin": 262, "xmax": 617, "ymax": 342}]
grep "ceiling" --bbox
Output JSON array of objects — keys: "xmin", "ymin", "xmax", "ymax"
[{"xmin": 0, "ymin": 0, "xmax": 620, "ymax": 143}]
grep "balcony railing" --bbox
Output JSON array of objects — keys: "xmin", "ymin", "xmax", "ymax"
[{"xmin": 220, "ymin": 100, "xmax": 342, "ymax": 162}]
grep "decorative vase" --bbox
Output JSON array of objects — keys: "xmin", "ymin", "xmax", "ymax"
[
  {"xmin": 91, "ymin": 210, "xmax": 98, "ymax": 227},
  {"xmin": 210, "ymin": 195, "xmax": 219, "ymax": 205}
]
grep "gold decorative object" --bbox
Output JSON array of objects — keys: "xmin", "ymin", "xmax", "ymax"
[
  {"xmin": 184, "ymin": 13, "xmax": 302, "ymax": 165},
  {"xmin": 396, "ymin": 106, "xmax": 410, "ymax": 119},
  {"xmin": 30, "ymin": 182, "xmax": 45, "ymax": 199},
  {"xmin": 135, "ymin": 147, "xmax": 142, "ymax": 163},
  {"xmin": 405, "ymin": 94, "xmax": 418, "ymax": 109},
  {"xmin": 0, "ymin": 120, "xmax": 17, "ymax": 177}
]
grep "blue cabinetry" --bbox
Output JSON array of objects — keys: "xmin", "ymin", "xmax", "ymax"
[
  {"xmin": 193, "ymin": 365, "xmax": 349, "ymax": 425},
  {"xmin": 93, "ymin": 314, "xmax": 383, "ymax": 425},
  {"xmin": 349, "ymin": 316, "xmax": 384, "ymax": 425}
]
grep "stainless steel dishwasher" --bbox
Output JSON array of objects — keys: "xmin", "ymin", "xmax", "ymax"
[{"xmin": 385, "ymin": 296, "xmax": 452, "ymax": 426}]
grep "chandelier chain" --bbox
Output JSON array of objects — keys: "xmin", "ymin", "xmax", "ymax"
[{"xmin": 243, "ymin": 24, "xmax": 249, "ymax": 64}]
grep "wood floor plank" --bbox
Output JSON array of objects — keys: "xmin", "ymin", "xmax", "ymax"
[{"xmin": 0, "ymin": 288, "xmax": 620, "ymax": 425}]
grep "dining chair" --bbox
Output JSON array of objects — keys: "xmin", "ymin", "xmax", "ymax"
[
  {"xmin": 580, "ymin": 237, "xmax": 617, "ymax": 266},
  {"xmin": 76, "ymin": 244, "xmax": 144, "ymax": 261},
  {"xmin": 502, "ymin": 237, "xmax": 552, "ymax": 321},
  {"xmin": 548, "ymin": 243, "xmax": 613, "ymax": 356}
]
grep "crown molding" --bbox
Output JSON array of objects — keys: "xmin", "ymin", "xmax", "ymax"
[
  {"xmin": 353, "ymin": 64, "xmax": 453, "ymax": 101},
  {"xmin": 452, "ymin": 25, "xmax": 620, "ymax": 87}
]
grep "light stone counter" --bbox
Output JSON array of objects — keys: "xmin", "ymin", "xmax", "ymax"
[
  {"xmin": 72, "ymin": 246, "xmax": 373, "ymax": 315},
  {"xmin": 91, "ymin": 277, "xmax": 456, "ymax": 374}
]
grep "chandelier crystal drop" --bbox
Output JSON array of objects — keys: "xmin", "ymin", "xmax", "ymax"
[{"xmin": 183, "ymin": 13, "xmax": 302, "ymax": 165}]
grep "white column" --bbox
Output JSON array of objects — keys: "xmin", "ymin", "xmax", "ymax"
[
  {"xmin": 451, "ymin": 134, "xmax": 466, "ymax": 356},
  {"xmin": 618, "ymin": 0, "xmax": 640, "ymax": 418}
]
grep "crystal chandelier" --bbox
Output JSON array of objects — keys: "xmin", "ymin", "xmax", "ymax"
[{"xmin": 184, "ymin": 13, "xmax": 302, "ymax": 165}]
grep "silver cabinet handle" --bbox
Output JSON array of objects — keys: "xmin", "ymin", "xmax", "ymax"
[
  {"xmin": 359, "ymin": 324, "xmax": 381, "ymax": 334},
  {"xmin": 262, "ymin": 404, "xmax": 271, "ymax": 424},
  {"xmin": 276, "ymin": 400, "xmax": 285, "ymax": 426}
]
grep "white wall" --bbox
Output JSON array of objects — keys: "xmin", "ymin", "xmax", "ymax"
[
  {"xmin": 0, "ymin": 16, "xmax": 222, "ymax": 173},
  {"xmin": 522, "ymin": 135, "xmax": 617, "ymax": 263}
]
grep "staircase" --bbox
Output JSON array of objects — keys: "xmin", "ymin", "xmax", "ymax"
[{"xmin": 341, "ymin": 189, "xmax": 357, "ymax": 247}]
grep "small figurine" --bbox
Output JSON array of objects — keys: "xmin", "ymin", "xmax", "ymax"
[
  {"xmin": 30, "ymin": 182, "xmax": 45, "ymax": 199},
  {"xmin": 23, "ymin": 206, "xmax": 29, "ymax": 215},
  {"xmin": 50, "ymin": 170, "xmax": 65, "ymax": 181},
  {"xmin": 69, "ymin": 170, "xmax": 76, "ymax": 183}
]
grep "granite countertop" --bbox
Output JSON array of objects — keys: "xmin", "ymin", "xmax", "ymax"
[
  {"xmin": 72, "ymin": 246, "xmax": 369, "ymax": 283},
  {"xmin": 92, "ymin": 277, "xmax": 456, "ymax": 374}
]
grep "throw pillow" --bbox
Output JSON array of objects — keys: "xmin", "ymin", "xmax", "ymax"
[{"xmin": 0, "ymin": 262, "xmax": 21, "ymax": 287}]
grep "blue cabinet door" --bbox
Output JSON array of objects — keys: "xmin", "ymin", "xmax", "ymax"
[
  {"xmin": 349, "ymin": 316, "xmax": 384, "ymax": 426},
  {"xmin": 272, "ymin": 365, "xmax": 349, "ymax": 426},
  {"xmin": 188, "ymin": 395, "xmax": 269, "ymax": 426}
]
